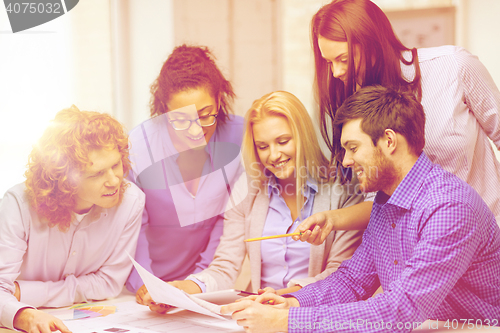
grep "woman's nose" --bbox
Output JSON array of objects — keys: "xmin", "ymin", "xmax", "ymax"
[
  {"xmin": 331, "ymin": 63, "xmax": 346, "ymax": 80},
  {"xmin": 269, "ymin": 145, "xmax": 281, "ymax": 161}
]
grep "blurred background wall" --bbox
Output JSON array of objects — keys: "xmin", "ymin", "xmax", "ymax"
[{"xmin": 0, "ymin": 0, "xmax": 499, "ymax": 195}]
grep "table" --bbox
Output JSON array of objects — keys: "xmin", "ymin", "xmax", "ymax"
[
  {"xmin": 0, "ymin": 289, "xmax": 243, "ymax": 333},
  {"xmin": 1, "ymin": 289, "xmax": 498, "ymax": 332}
]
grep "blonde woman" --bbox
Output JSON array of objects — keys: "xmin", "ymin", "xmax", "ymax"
[{"xmin": 144, "ymin": 91, "xmax": 365, "ymax": 313}]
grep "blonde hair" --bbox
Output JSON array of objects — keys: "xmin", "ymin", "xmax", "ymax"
[
  {"xmin": 24, "ymin": 106, "xmax": 131, "ymax": 231},
  {"xmin": 242, "ymin": 91, "xmax": 331, "ymax": 215}
]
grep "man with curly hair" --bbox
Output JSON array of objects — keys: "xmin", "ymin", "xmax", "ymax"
[{"xmin": 0, "ymin": 106, "xmax": 145, "ymax": 333}]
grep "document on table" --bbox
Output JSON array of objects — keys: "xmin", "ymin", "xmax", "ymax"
[
  {"xmin": 127, "ymin": 253, "xmax": 226, "ymax": 320},
  {"xmin": 59, "ymin": 300, "xmax": 243, "ymax": 333}
]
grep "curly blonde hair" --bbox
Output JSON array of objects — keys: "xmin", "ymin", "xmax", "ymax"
[{"xmin": 24, "ymin": 106, "xmax": 131, "ymax": 231}]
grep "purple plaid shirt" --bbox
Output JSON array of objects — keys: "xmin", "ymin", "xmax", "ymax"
[{"xmin": 287, "ymin": 153, "xmax": 500, "ymax": 332}]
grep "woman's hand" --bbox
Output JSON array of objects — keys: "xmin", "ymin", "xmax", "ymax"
[
  {"xmin": 14, "ymin": 308, "xmax": 72, "ymax": 333},
  {"xmin": 135, "ymin": 284, "xmax": 152, "ymax": 305},
  {"xmin": 292, "ymin": 211, "xmax": 335, "ymax": 245},
  {"xmin": 168, "ymin": 280, "xmax": 202, "ymax": 294},
  {"xmin": 135, "ymin": 284, "xmax": 171, "ymax": 314},
  {"xmin": 260, "ymin": 286, "xmax": 301, "ymax": 296},
  {"xmin": 293, "ymin": 202, "xmax": 372, "ymax": 245},
  {"xmin": 139, "ymin": 280, "xmax": 202, "ymax": 314},
  {"xmin": 257, "ymin": 287, "xmax": 277, "ymax": 295}
]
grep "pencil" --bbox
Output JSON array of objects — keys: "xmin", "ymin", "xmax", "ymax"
[{"xmin": 244, "ymin": 232, "xmax": 302, "ymax": 242}]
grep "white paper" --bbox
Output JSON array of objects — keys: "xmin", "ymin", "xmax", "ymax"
[
  {"xmin": 127, "ymin": 253, "xmax": 226, "ymax": 320},
  {"xmin": 64, "ymin": 322, "xmax": 160, "ymax": 333},
  {"xmin": 58, "ymin": 301, "xmax": 243, "ymax": 333}
]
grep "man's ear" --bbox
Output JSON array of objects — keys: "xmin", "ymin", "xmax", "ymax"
[{"xmin": 383, "ymin": 129, "xmax": 398, "ymax": 154}]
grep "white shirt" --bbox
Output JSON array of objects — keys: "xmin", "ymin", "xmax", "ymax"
[
  {"xmin": 0, "ymin": 181, "xmax": 145, "ymax": 330},
  {"xmin": 402, "ymin": 45, "xmax": 500, "ymax": 222}
]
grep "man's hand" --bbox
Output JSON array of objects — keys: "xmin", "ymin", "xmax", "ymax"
[
  {"xmin": 14, "ymin": 281, "xmax": 21, "ymax": 301},
  {"xmin": 13, "ymin": 308, "xmax": 72, "ymax": 333},
  {"xmin": 221, "ymin": 299, "xmax": 290, "ymax": 333},
  {"xmin": 236, "ymin": 293, "xmax": 299, "ymax": 309},
  {"xmin": 292, "ymin": 211, "xmax": 334, "ymax": 245}
]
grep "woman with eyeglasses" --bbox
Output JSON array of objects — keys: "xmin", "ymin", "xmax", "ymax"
[{"xmin": 125, "ymin": 45, "xmax": 244, "ymax": 305}]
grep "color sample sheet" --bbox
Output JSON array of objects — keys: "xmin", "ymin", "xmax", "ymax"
[
  {"xmin": 58, "ymin": 300, "xmax": 243, "ymax": 333},
  {"xmin": 48, "ymin": 305, "xmax": 116, "ymax": 320}
]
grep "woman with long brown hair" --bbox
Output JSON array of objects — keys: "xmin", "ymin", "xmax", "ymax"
[{"xmin": 297, "ymin": 0, "xmax": 500, "ymax": 243}]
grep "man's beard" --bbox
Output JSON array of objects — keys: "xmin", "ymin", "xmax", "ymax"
[{"xmin": 360, "ymin": 148, "xmax": 398, "ymax": 194}]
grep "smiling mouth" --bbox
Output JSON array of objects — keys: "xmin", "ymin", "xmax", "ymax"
[
  {"xmin": 103, "ymin": 189, "xmax": 118, "ymax": 197},
  {"xmin": 272, "ymin": 159, "xmax": 290, "ymax": 168},
  {"xmin": 188, "ymin": 134, "xmax": 204, "ymax": 141},
  {"xmin": 355, "ymin": 169, "xmax": 363, "ymax": 177}
]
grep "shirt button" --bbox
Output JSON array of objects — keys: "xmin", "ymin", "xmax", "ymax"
[
  {"xmin": 394, "ymin": 260, "xmax": 398, "ymax": 265},
  {"xmin": 391, "ymin": 223, "xmax": 396, "ymax": 228},
  {"xmin": 284, "ymin": 265, "xmax": 287, "ymax": 269},
  {"xmin": 72, "ymin": 251, "xmax": 76, "ymax": 256}
]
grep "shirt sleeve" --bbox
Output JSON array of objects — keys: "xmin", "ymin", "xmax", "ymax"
[
  {"xmin": 190, "ymin": 173, "xmax": 249, "ymax": 292},
  {"xmin": 0, "ymin": 191, "xmax": 35, "ymax": 330},
  {"xmin": 184, "ymin": 276, "xmax": 207, "ymax": 293},
  {"xmin": 287, "ymin": 201, "xmax": 483, "ymax": 333},
  {"xmin": 193, "ymin": 160, "xmax": 246, "ymax": 274},
  {"xmin": 16, "ymin": 190, "xmax": 144, "ymax": 308},
  {"xmin": 193, "ymin": 214, "xmax": 224, "ymax": 273},
  {"xmin": 457, "ymin": 47, "xmax": 500, "ymax": 148}
]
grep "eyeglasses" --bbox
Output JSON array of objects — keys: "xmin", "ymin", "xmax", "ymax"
[{"xmin": 168, "ymin": 113, "xmax": 218, "ymax": 131}]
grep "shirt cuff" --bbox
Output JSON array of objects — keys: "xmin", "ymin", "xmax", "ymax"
[
  {"xmin": 288, "ymin": 306, "xmax": 318, "ymax": 333},
  {"xmin": 282, "ymin": 288, "xmax": 316, "ymax": 307},
  {"xmin": 185, "ymin": 276, "xmax": 207, "ymax": 293},
  {"xmin": 17, "ymin": 280, "xmax": 49, "ymax": 308},
  {"xmin": 1, "ymin": 301, "xmax": 36, "ymax": 331}
]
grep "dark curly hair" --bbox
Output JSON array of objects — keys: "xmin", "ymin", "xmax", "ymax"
[{"xmin": 149, "ymin": 45, "xmax": 235, "ymax": 124}]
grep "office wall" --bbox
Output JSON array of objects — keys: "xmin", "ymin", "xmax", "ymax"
[
  {"xmin": 172, "ymin": 0, "xmax": 282, "ymax": 117},
  {"xmin": 462, "ymin": 0, "xmax": 500, "ymax": 88}
]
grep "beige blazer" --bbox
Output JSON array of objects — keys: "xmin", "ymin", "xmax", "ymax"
[{"xmin": 190, "ymin": 173, "xmax": 364, "ymax": 293}]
